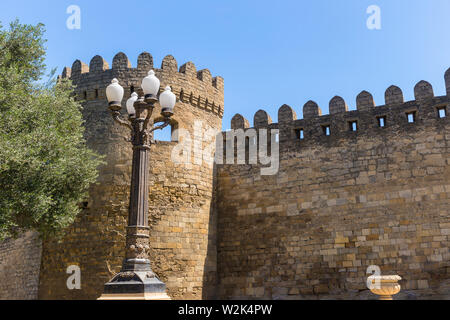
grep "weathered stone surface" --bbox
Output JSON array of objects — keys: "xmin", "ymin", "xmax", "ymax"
[
  {"xmin": 278, "ymin": 104, "xmax": 297, "ymax": 122},
  {"xmin": 254, "ymin": 110, "xmax": 272, "ymax": 128},
  {"xmin": 112, "ymin": 52, "xmax": 132, "ymax": 69},
  {"xmin": 303, "ymin": 100, "xmax": 321, "ymax": 118},
  {"xmin": 414, "ymin": 81, "xmax": 434, "ymax": 101},
  {"xmin": 1, "ymin": 59, "xmax": 449, "ymax": 301},
  {"xmin": 216, "ymin": 82, "xmax": 450, "ymax": 300},
  {"xmin": 89, "ymin": 55, "xmax": 109, "ymax": 73},
  {"xmin": 137, "ymin": 52, "xmax": 153, "ymax": 72},
  {"xmin": 356, "ymin": 91, "xmax": 375, "ymax": 110},
  {"xmin": 0, "ymin": 232, "xmax": 42, "ymax": 300},
  {"xmin": 385, "ymin": 85, "xmax": 404, "ymax": 105},
  {"xmin": 329, "ymin": 96, "xmax": 348, "ymax": 114},
  {"xmin": 231, "ymin": 114, "xmax": 249, "ymax": 129}
]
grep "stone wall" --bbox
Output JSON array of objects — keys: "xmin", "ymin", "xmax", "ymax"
[
  {"xmin": 0, "ymin": 231, "xmax": 42, "ymax": 300},
  {"xmin": 216, "ymin": 76, "xmax": 450, "ymax": 299},
  {"xmin": 1, "ymin": 57, "xmax": 448, "ymax": 300},
  {"xmin": 38, "ymin": 52, "xmax": 223, "ymax": 300}
]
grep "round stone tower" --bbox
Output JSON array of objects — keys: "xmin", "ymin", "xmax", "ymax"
[{"xmin": 38, "ymin": 52, "xmax": 224, "ymax": 299}]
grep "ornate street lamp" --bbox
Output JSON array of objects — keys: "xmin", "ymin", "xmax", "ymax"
[{"xmin": 99, "ymin": 70, "xmax": 176, "ymax": 300}]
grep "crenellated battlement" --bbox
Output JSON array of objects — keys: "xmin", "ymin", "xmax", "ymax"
[
  {"xmin": 60, "ymin": 52, "xmax": 225, "ymax": 117},
  {"xmin": 227, "ymin": 68, "xmax": 450, "ymax": 147}
]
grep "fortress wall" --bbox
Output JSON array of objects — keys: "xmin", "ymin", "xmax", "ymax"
[
  {"xmin": 38, "ymin": 53, "xmax": 223, "ymax": 299},
  {"xmin": 3, "ymin": 56, "xmax": 448, "ymax": 300},
  {"xmin": 0, "ymin": 231, "xmax": 42, "ymax": 300},
  {"xmin": 216, "ymin": 77, "xmax": 450, "ymax": 299}
]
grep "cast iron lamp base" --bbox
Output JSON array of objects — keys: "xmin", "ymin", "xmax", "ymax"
[{"xmin": 98, "ymin": 259, "xmax": 171, "ymax": 300}]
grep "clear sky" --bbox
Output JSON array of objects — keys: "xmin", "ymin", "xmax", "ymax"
[{"xmin": 1, "ymin": 0, "xmax": 449, "ymax": 130}]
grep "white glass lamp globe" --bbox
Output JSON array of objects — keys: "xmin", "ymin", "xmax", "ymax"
[
  {"xmin": 106, "ymin": 78, "xmax": 124, "ymax": 107},
  {"xmin": 126, "ymin": 92, "xmax": 138, "ymax": 116},
  {"xmin": 159, "ymin": 86, "xmax": 176, "ymax": 115},
  {"xmin": 141, "ymin": 70, "xmax": 160, "ymax": 99}
]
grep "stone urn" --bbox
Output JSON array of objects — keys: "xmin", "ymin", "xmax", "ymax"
[{"xmin": 368, "ymin": 275, "xmax": 402, "ymax": 300}]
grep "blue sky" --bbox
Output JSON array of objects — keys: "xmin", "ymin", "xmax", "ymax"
[{"xmin": 1, "ymin": 0, "xmax": 449, "ymax": 130}]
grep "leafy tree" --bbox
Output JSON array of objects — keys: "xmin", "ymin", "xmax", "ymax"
[{"xmin": 0, "ymin": 20, "xmax": 103, "ymax": 240}]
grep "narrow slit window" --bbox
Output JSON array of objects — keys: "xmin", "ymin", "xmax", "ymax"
[
  {"xmin": 406, "ymin": 111, "xmax": 416, "ymax": 123},
  {"xmin": 83, "ymin": 91, "xmax": 87, "ymax": 100},
  {"xmin": 322, "ymin": 125, "xmax": 331, "ymax": 136},
  {"xmin": 438, "ymin": 106, "xmax": 447, "ymax": 118},
  {"xmin": 95, "ymin": 89, "xmax": 99, "ymax": 98},
  {"xmin": 377, "ymin": 116, "xmax": 386, "ymax": 127},
  {"xmin": 349, "ymin": 121, "xmax": 358, "ymax": 132},
  {"xmin": 295, "ymin": 129, "xmax": 304, "ymax": 140}
]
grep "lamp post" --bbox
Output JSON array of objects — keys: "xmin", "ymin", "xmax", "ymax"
[{"xmin": 98, "ymin": 70, "xmax": 176, "ymax": 300}]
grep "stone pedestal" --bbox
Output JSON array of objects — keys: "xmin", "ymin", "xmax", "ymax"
[{"xmin": 369, "ymin": 275, "xmax": 402, "ymax": 300}]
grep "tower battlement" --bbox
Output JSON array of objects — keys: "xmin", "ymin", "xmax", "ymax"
[{"xmin": 60, "ymin": 52, "xmax": 224, "ymax": 117}]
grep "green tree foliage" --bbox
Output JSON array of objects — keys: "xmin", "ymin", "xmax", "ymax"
[{"xmin": 0, "ymin": 20, "xmax": 104, "ymax": 240}]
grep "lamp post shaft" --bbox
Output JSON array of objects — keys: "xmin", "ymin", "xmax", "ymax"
[
  {"xmin": 129, "ymin": 145, "xmax": 149, "ymax": 227},
  {"xmin": 122, "ymin": 117, "xmax": 152, "ymax": 272},
  {"xmin": 123, "ymin": 152, "xmax": 151, "ymax": 268}
]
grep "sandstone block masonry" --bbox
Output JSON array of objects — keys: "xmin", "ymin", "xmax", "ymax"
[
  {"xmin": 0, "ymin": 231, "xmax": 42, "ymax": 299},
  {"xmin": 216, "ymin": 73, "xmax": 450, "ymax": 299},
  {"xmin": 0, "ymin": 57, "xmax": 449, "ymax": 300}
]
